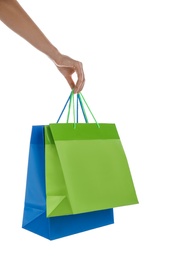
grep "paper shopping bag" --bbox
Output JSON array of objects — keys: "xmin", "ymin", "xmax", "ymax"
[
  {"xmin": 45, "ymin": 93, "xmax": 138, "ymax": 218},
  {"xmin": 22, "ymin": 125, "xmax": 114, "ymax": 240}
]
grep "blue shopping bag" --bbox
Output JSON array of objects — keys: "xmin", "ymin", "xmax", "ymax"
[{"xmin": 22, "ymin": 125, "xmax": 114, "ymax": 240}]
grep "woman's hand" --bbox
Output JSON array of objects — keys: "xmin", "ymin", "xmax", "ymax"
[{"xmin": 54, "ymin": 54, "xmax": 85, "ymax": 94}]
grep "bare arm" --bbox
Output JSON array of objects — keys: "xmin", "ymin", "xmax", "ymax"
[{"xmin": 0, "ymin": 0, "xmax": 85, "ymax": 93}]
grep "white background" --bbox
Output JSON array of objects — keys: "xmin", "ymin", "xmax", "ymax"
[{"xmin": 0, "ymin": 0, "xmax": 173, "ymax": 259}]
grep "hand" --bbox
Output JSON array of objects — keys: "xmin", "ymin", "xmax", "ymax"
[{"xmin": 54, "ymin": 53, "xmax": 85, "ymax": 94}]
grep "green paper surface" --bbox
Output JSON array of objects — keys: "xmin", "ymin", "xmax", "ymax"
[{"xmin": 45, "ymin": 123, "xmax": 138, "ymax": 217}]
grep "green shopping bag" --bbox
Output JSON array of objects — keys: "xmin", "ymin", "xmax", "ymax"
[{"xmin": 45, "ymin": 92, "xmax": 138, "ymax": 217}]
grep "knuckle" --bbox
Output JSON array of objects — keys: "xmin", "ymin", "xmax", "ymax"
[{"xmin": 76, "ymin": 61, "xmax": 83, "ymax": 68}]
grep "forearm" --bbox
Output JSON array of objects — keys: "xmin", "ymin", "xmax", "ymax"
[
  {"xmin": 0, "ymin": 0, "xmax": 85, "ymax": 92},
  {"xmin": 0, "ymin": 0, "xmax": 60, "ymax": 62}
]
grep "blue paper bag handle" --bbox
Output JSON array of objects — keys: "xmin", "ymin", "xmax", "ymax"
[{"xmin": 57, "ymin": 91, "xmax": 100, "ymax": 128}]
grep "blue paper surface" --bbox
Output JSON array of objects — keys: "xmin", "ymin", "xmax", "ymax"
[{"xmin": 22, "ymin": 125, "xmax": 114, "ymax": 240}]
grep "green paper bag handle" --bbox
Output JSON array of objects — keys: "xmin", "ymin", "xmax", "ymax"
[
  {"xmin": 79, "ymin": 93, "xmax": 100, "ymax": 128},
  {"xmin": 57, "ymin": 91, "xmax": 83, "ymax": 126},
  {"xmin": 77, "ymin": 94, "xmax": 88, "ymax": 123},
  {"xmin": 68, "ymin": 91, "xmax": 100, "ymax": 128},
  {"xmin": 67, "ymin": 90, "xmax": 76, "ymax": 128},
  {"xmin": 57, "ymin": 90, "xmax": 100, "ymax": 128}
]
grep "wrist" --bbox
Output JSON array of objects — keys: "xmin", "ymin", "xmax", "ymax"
[{"xmin": 47, "ymin": 45, "xmax": 62, "ymax": 66}]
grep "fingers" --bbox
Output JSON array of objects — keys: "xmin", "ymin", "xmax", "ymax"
[
  {"xmin": 73, "ymin": 61, "xmax": 85, "ymax": 94},
  {"xmin": 65, "ymin": 75, "xmax": 76, "ymax": 90},
  {"xmin": 56, "ymin": 54, "xmax": 85, "ymax": 93}
]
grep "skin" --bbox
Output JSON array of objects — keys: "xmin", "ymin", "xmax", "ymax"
[{"xmin": 0, "ymin": 0, "xmax": 85, "ymax": 93}]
